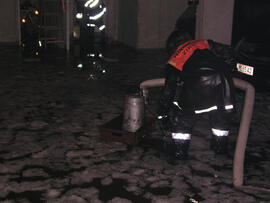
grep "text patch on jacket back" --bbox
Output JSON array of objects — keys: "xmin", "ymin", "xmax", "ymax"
[{"xmin": 168, "ymin": 40, "xmax": 210, "ymax": 71}]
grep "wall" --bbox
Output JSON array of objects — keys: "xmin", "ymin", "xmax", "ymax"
[
  {"xmin": 0, "ymin": 0, "xmax": 20, "ymax": 44},
  {"xmin": 196, "ymin": 0, "xmax": 235, "ymax": 45},
  {"xmin": 104, "ymin": 0, "xmax": 138, "ymax": 48},
  {"xmin": 137, "ymin": 0, "xmax": 187, "ymax": 49},
  {"xmin": 104, "ymin": 0, "xmax": 119, "ymax": 43},
  {"xmin": 118, "ymin": 0, "xmax": 138, "ymax": 48},
  {"xmin": 105, "ymin": 0, "xmax": 187, "ymax": 49},
  {"xmin": 0, "ymin": 0, "xmax": 235, "ymax": 48}
]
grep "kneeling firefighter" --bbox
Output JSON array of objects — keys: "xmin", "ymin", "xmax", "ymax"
[{"xmin": 158, "ymin": 31, "xmax": 236, "ymax": 159}]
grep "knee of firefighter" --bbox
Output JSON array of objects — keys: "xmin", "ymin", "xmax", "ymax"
[{"xmin": 169, "ymin": 114, "xmax": 194, "ymax": 133}]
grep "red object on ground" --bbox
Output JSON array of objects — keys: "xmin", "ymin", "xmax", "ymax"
[{"xmin": 99, "ymin": 115, "xmax": 153, "ymax": 145}]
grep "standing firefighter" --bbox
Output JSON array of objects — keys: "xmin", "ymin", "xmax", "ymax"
[{"xmin": 158, "ymin": 31, "xmax": 236, "ymax": 159}]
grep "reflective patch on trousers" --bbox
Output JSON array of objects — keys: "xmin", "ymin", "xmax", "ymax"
[
  {"xmin": 172, "ymin": 133, "xmax": 191, "ymax": 140},
  {"xmin": 225, "ymin": 104, "xmax": 233, "ymax": 110},
  {"xmin": 195, "ymin": 105, "xmax": 234, "ymax": 114},
  {"xmin": 195, "ymin": 106, "xmax": 218, "ymax": 114},
  {"xmin": 212, "ymin": 128, "xmax": 229, "ymax": 137}
]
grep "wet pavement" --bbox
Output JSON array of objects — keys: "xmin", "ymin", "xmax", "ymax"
[{"xmin": 0, "ymin": 44, "xmax": 270, "ymax": 203}]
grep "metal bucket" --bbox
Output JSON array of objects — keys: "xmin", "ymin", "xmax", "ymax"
[{"xmin": 122, "ymin": 94, "xmax": 145, "ymax": 132}]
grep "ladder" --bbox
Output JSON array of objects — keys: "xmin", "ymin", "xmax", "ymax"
[{"xmin": 39, "ymin": 0, "xmax": 65, "ymax": 48}]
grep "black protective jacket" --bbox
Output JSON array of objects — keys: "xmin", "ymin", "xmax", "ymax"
[{"xmin": 159, "ymin": 40, "xmax": 236, "ymax": 115}]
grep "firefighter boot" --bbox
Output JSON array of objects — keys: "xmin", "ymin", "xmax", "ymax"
[
  {"xmin": 210, "ymin": 135, "xmax": 228, "ymax": 154},
  {"xmin": 210, "ymin": 128, "xmax": 229, "ymax": 154},
  {"xmin": 173, "ymin": 139, "xmax": 190, "ymax": 160}
]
